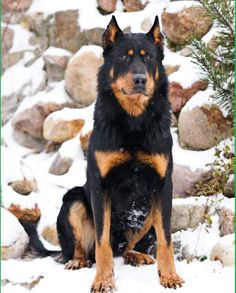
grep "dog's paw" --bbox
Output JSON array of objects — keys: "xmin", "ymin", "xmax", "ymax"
[
  {"xmin": 64, "ymin": 258, "xmax": 92, "ymax": 270},
  {"xmin": 91, "ymin": 272, "xmax": 116, "ymax": 293},
  {"xmin": 124, "ymin": 250, "xmax": 155, "ymax": 266},
  {"xmin": 159, "ymin": 273, "xmax": 184, "ymax": 289}
]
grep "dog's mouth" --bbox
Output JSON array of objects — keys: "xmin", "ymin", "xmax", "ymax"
[{"xmin": 121, "ymin": 88, "xmax": 150, "ymax": 98}]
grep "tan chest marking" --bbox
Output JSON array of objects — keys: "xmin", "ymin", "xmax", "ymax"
[
  {"xmin": 137, "ymin": 152, "xmax": 169, "ymax": 178},
  {"xmin": 95, "ymin": 151, "xmax": 131, "ymax": 177}
]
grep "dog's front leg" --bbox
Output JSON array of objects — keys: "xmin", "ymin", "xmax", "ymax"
[{"xmin": 91, "ymin": 192, "xmax": 115, "ymax": 293}]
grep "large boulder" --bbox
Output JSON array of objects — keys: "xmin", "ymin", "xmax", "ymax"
[
  {"xmin": 168, "ymin": 80, "xmax": 208, "ymax": 113},
  {"xmin": 65, "ymin": 46, "xmax": 103, "ymax": 106},
  {"xmin": 43, "ymin": 108, "xmax": 85, "ymax": 143},
  {"xmin": 171, "ymin": 204, "xmax": 205, "ymax": 232},
  {"xmin": 12, "ymin": 103, "xmax": 63, "ymax": 140},
  {"xmin": 178, "ymin": 104, "xmax": 233, "ymax": 150},
  {"xmin": 2, "ymin": 208, "xmax": 29, "ymax": 260},
  {"xmin": 161, "ymin": 5, "xmax": 212, "ymax": 45},
  {"xmin": 54, "ymin": 10, "xmax": 80, "ymax": 53},
  {"xmin": 210, "ymin": 234, "xmax": 234, "ymax": 267},
  {"xmin": 172, "ymin": 164, "xmax": 204, "ymax": 198}
]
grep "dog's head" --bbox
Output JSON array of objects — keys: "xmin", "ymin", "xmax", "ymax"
[{"xmin": 101, "ymin": 15, "xmax": 164, "ymax": 117}]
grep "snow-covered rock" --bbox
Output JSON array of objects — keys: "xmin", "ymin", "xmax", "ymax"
[
  {"xmin": 218, "ymin": 208, "xmax": 234, "ymax": 237},
  {"xmin": 2, "ymin": 208, "xmax": 29, "ymax": 260},
  {"xmin": 161, "ymin": 5, "xmax": 212, "ymax": 45},
  {"xmin": 210, "ymin": 234, "xmax": 234, "ymax": 267},
  {"xmin": 49, "ymin": 153, "xmax": 73, "ymax": 175}
]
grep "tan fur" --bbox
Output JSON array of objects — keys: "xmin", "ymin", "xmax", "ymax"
[
  {"xmin": 109, "ymin": 68, "xmax": 114, "ymax": 78},
  {"xmin": 155, "ymin": 67, "xmax": 159, "ymax": 80},
  {"xmin": 111, "ymin": 73, "xmax": 152, "ymax": 117},
  {"xmin": 137, "ymin": 152, "xmax": 169, "ymax": 177},
  {"xmin": 92, "ymin": 201, "xmax": 115, "ymax": 291},
  {"xmin": 128, "ymin": 49, "xmax": 134, "ymax": 56},
  {"xmin": 140, "ymin": 49, "xmax": 146, "ymax": 55},
  {"xmin": 95, "ymin": 150, "xmax": 131, "ymax": 177},
  {"xmin": 152, "ymin": 208, "xmax": 184, "ymax": 288},
  {"xmin": 69, "ymin": 202, "xmax": 95, "ymax": 259},
  {"xmin": 152, "ymin": 26, "xmax": 162, "ymax": 45}
]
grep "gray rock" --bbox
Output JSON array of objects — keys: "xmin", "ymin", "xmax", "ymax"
[
  {"xmin": 223, "ymin": 179, "xmax": 234, "ymax": 198},
  {"xmin": 172, "ymin": 164, "xmax": 204, "ymax": 198},
  {"xmin": 171, "ymin": 204, "xmax": 205, "ymax": 232},
  {"xmin": 65, "ymin": 50, "xmax": 103, "ymax": 106},
  {"xmin": 49, "ymin": 153, "xmax": 73, "ymax": 175},
  {"xmin": 9, "ymin": 179, "xmax": 37, "ymax": 195},
  {"xmin": 210, "ymin": 235, "xmax": 234, "ymax": 267},
  {"xmin": 218, "ymin": 208, "xmax": 234, "ymax": 237},
  {"xmin": 178, "ymin": 105, "xmax": 233, "ymax": 150}
]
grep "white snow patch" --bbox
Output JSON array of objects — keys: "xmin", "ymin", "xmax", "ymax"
[
  {"xmin": 182, "ymin": 88, "xmax": 214, "ymax": 112},
  {"xmin": 43, "ymin": 47, "xmax": 72, "ymax": 57},
  {"xmin": 164, "ymin": 0, "xmax": 201, "ymax": 13},
  {"xmin": 1, "ymin": 208, "xmax": 26, "ymax": 246},
  {"xmin": 2, "ymin": 57, "xmax": 45, "ymax": 97}
]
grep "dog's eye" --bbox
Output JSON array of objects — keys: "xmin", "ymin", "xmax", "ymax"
[
  {"xmin": 144, "ymin": 54, "xmax": 152, "ymax": 62},
  {"xmin": 119, "ymin": 54, "xmax": 128, "ymax": 61}
]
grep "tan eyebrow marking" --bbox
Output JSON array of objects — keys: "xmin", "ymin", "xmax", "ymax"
[
  {"xmin": 140, "ymin": 49, "xmax": 146, "ymax": 55},
  {"xmin": 128, "ymin": 49, "xmax": 134, "ymax": 56}
]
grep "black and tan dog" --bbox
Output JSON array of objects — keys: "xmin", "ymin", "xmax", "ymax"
[{"xmin": 23, "ymin": 15, "xmax": 184, "ymax": 292}]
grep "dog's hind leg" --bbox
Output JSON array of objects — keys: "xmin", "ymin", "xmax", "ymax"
[
  {"xmin": 57, "ymin": 187, "xmax": 95, "ymax": 270},
  {"xmin": 123, "ymin": 212, "xmax": 155, "ymax": 266}
]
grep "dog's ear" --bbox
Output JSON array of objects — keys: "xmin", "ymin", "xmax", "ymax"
[
  {"xmin": 146, "ymin": 15, "xmax": 163, "ymax": 47},
  {"xmin": 102, "ymin": 15, "xmax": 123, "ymax": 48}
]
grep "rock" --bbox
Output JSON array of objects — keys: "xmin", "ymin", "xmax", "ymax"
[
  {"xmin": 2, "ymin": 51, "xmax": 25, "ymax": 73},
  {"xmin": 43, "ymin": 112, "xmax": 85, "ymax": 143},
  {"xmin": 80, "ymin": 130, "xmax": 92, "ymax": 155},
  {"xmin": 43, "ymin": 47, "xmax": 71, "ymax": 82},
  {"xmin": 161, "ymin": 6, "xmax": 212, "ymax": 45},
  {"xmin": 218, "ymin": 208, "xmax": 234, "ymax": 237},
  {"xmin": 165, "ymin": 65, "xmax": 180, "ymax": 76},
  {"xmin": 178, "ymin": 104, "xmax": 233, "ymax": 150},
  {"xmin": 9, "ymin": 179, "xmax": 37, "ymax": 195},
  {"xmin": 141, "ymin": 18, "xmax": 152, "ymax": 31},
  {"xmin": 123, "ymin": 0, "xmax": 145, "ymax": 12},
  {"xmin": 2, "ymin": 26, "xmax": 14, "ymax": 54},
  {"xmin": 22, "ymin": 13, "xmax": 55, "ymax": 51},
  {"xmin": 65, "ymin": 49, "xmax": 103, "ymax": 106},
  {"xmin": 172, "ymin": 164, "xmax": 204, "ymax": 198},
  {"xmin": 210, "ymin": 234, "xmax": 234, "ymax": 267},
  {"xmin": 13, "ymin": 130, "xmax": 46, "ymax": 152},
  {"xmin": 171, "ymin": 204, "xmax": 205, "ymax": 232},
  {"xmin": 79, "ymin": 28, "xmax": 104, "ymax": 47},
  {"xmin": 168, "ymin": 80, "xmax": 208, "ymax": 113},
  {"xmin": 49, "ymin": 153, "xmax": 73, "ymax": 175},
  {"xmin": 45, "ymin": 141, "xmax": 61, "ymax": 153},
  {"xmin": 179, "ymin": 47, "xmax": 193, "ymax": 57},
  {"xmin": 2, "ymin": 0, "xmax": 32, "ymax": 11},
  {"xmin": 42, "ymin": 224, "xmax": 59, "ymax": 246},
  {"xmin": 97, "ymin": 0, "xmax": 117, "ymax": 13},
  {"xmin": 223, "ymin": 179, "xmax": 234, "ymax": 198},
  {"xmin": 8, "ymin": 203, "xmax": 41, "ymax": 222},
  {"xmin": 2, "ymin": 276, "xmax": 44, "ymax": 290},
  {"xmin": 2, "ymin": 208, "xmax": 29, "ymax": 260},
  {"xmin": 54, "ymin": 10, "xmax": 80, "ymax": 53},
  {"xmin": 12, "ymin": 103, "xmax": 63, "ymax": 140}
]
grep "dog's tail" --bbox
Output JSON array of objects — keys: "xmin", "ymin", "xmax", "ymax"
[{"xmin": 20, "ymin": 220, "xmax": 65, "ymax": 263}]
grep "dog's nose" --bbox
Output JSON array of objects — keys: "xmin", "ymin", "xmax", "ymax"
[{"xmin": 133, "ymin": 74, "xmax": 147, "ymax": 86}]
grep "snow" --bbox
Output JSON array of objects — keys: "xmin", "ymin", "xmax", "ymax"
[
  {"xmin": 1, "ymin": 208, "xmax": 26, "ymax": 246},
  {"xmin": 43, "ymin": 47, "xmax": 72, "ymax": 57},
  {"xmin": 1, "ymin": 57, "xmax": 45, "ymax": 97},
  {"xmin": 2, "ymin": 0, "xmax": 234, "ymax": 292}
]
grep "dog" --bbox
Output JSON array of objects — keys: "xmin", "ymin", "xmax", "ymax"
[{"xmin": 23, "ymin": 15, "xmax": 184, "ymax": 292}]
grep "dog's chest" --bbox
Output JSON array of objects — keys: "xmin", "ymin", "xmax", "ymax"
[{"xmin": 95, "ymin": 149, "xmax": 168, "ymax": 179}]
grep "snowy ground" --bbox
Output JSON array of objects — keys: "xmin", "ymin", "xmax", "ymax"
[{"xmin": 1, "ymin": 0, "xmax": 234, "ymax": 292}]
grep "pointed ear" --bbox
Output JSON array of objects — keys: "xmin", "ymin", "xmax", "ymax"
[
  {"xmin": 102, "ymin": 15, "xmax": 123, "ymax": 48},
  {"xmin": 146, "ymin": 15, "xmax": 163, "ymax": 46}
]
